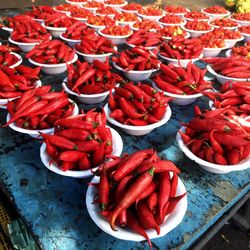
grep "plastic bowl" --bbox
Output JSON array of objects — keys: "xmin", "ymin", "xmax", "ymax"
[
  {"xmin": 43, "ymin": 24, "xmax": 67, "ymax": 38},
  {"xmin": 162, "ymin": 33, "xmax": 190, "ymax": 41},
  {"xmin": 104, "ymin": 103, "xmax": 172, "ymax": 136},
  {"xmin": 0, "ymin": 80, "xmax": 42, "ymax": 110},
  {"xmin": 152, "ymin": 81, "xmax": 203, "ymax": 105},
  {"xmin": 98, "ymin": 29, "xmax": 132, "ymax": 45},
  {"xmin": 113, "ymin": 62, "xmax": 159, "ymax": 81},
  {"xmin": 116, "ymin": 19, "xmax": 139, "ymax": 27},
  {"xmin": 40, "ymin": 126, "xmax": 123, "ymax": 178},
  {"xmin": 207, "ymin": 65, "xmax": 249, "ymax": 84},
  {"xmin": 225, "ymin": 36, "xmax": 244, "ymax": 48},
  {"xmin": 6, "ymin": 99, "xmax": 79, "ymax": 139},
  {"xmin": 60, "ymin": 33, "xmax": 81, "ymax": 47},
  {"xmin": 70, "ymin": 16, "xmax": 88, "ymax": 23},
  {"xmin": 183, "ymin": 16, "xmax": 210, "ymax": 22},
  {"xmin": 86, "ymin": 175, "xmax": 187, "ymax": 240},
  {"xmin": 119, "ymin": 8, "xmax": 139, "ymax": 14},
  {"xmin": 240, "ymin": 32, "xmax": 250, "ymax": 42},
  {"xmin": 75, "ymin": 46, "xmax": 117, "ymax": 63},
  {"xmin": 137, "ymin": 12, "xmax": 164, "ymax": 21},
  {"xmin": 8, "ymin": 37, "xmax": 39, "ymax": 52},
  {"xmin": 86, "ymin": 22, "xmax": 106, "ymax": 32},
  {"xmin": 201, "ymin": 8, "xmax": 230, "ymax": 20},
  {"xmin": 209, "ymin": 22, "xmax": 240, "ymax": 30},
  {"xmin": 176, "ymin": 126, "xmax": 250, "ymax": 174},
  {"xmin": 33, "ymin": 18, "xmax": 44, "ymax": 24},
  {"xmin": 202, "ymin": 45, "xmax": 228, "ymax": 58},
  {"xmin": 1, "ymin": 26, "xmax": 13, "ymax": 33},
  {"xmin": 28, "ymin": 53, "xmax": 78, "ymax": 75},
  {"xmin": 182, "ymin": 27, "xmax": 213, "ymax": 38},
  {"xmin": 158, "ymin": 53, "xmax": 202, "ymax": 68},
  {"xmin": 8, "ymin": 52, "xmax": 23, "ymax": 68},
  {"xmin": 229, "ymin": 16, "xmax": 250, "ymax": 27},
  {"xmin": 165, "ymin": 8, "xmax": 190, "ymax": 16},
  {"xmin": 126, "ymin": 43, "xmax": 157, "ymax": 51},
  {"xmin": 66, "ymin": 0, "xmax": 86, "ymax": 5},
  {"xmin": 62, "ymin": 80, "xmax": 110, "ymax": 104},
  {"xmin": 53, "ymin": 7, "xmax": 71, "ymax": 15},
  {"xmin": 225, "ymin": 49, "xmax": 231, "ymax": 57},
  {"xmin": 157, "ymin": 19, "xmax": 187, "ymax": 27}
]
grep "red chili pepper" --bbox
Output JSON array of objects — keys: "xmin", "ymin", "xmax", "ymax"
[
  {"xmin": 160, "ymin": 63, "xmax": 180, "ymax": 81},
  {"xmin": 59, "ymin": 151, "xmax": 87, "ymax": 162},
  {"xmin": 204, "ymin": 146, "xmax": 215, "ymax": 163},
  {"xmin": 45, "ymin": 139, "xmax": 58, "ymax": 159},
  {"xmin": 78, "ymin": 155, "xmax": 91, "ymax": 170},
  {"xmin": 170, "ymin": 173, "xmax": 178, "ymax": 198},
  {"xmin": 112, "ymin": 148, "xmax": 154, "ymax": 182},
  {"xmin": 147, "ymin": 191, "xmax": 158, "ymax": 213},
  {"xmin": 165, "ymin": 192, "xmax": 186, "ymax": 215},
  {"xmin": 115, "ymin": 87, "xmax": 133, "ymax": 100},
  {"xmin": 135, "ymin": 181, "xmax": 157, "ymax": 206},
  {"xmin": 110, "ymin": 167, "xmax": 155, "ymax": 231},
  {"xmin": 72, "ymin": 68, "xmax": 96, "ymax": 91},
  {"xmin": 137, "ymin": 200, "xmax": 160, "ymax": 234},
  {"xmin": 99, "ymin": 166, "xmax": 110, "ymax": 211},
  {"xmin": 209, "ymin": 129, "xmax": 224, "ymax": 154},
  {"xmin": 75, "ymin": 140, "xmax": 100, "ymax": 152},
  {"xmin": 214, "ymin": 153, "xmax": 227, "ymax": 165},
  {"xmin": 119, "ymin": 97, "xmax": 144, "ymax": 119}
]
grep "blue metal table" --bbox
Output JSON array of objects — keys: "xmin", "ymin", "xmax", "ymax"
[{"xmin": 0, "ymin": 17, "xmax": 249, "ymax": 250}]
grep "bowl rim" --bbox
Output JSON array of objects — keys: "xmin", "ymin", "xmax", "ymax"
[
  {"xmin": 203, "ymin": 45, "xmax": 228, "ymax": 51},
  {"xmin": 62, "ymin": 79, "xmax": 110, "ymax": 98},
  {"xmin": 229, "ymin": 15, "xmax": 250, "ymax": 24},
  {"xmin": 40, "ymin": 126, "xmax": 123, "ymax": 178},
  {"xmin": 60, "ymin": 33, "xmax": 81, "ymax": 42},
  {"xmin": 1, "ymin": 26, "xmax": 13, "ymax": 32},
  {"xmin": 162, "ymin": 32, "xmax": 190, "ymax": 40},
  {"xmin": 9, "ymin": 52, "xmax": 23, "ymax": 68},
  {"xmin": 113, "ymin": 61, "xmax": 159, "ymax": 74},
  {"xmin": 176, "ymin": 126, "xmax": 250, "ymax": 171},
  {"xmin": 152, "ymin": 81, "xmax": 203, "ymax": 99},
  {"xmin": 28, "ymin": 53, "xmax": 78, "ymax": 67},
  {"xmin": 86, "ymin": 22, "xmax": 106, "ymax": 29},
  {"xmin": 201, "ymin": 8, "xmax": 230, "ymax": 17},
  {"xmin": 137, "ymin": 12, "xmax": 165, "ymax": 19},
  {"xmin": 239, "ymin": 31, "xmax": 250, "ymax": 37},
  {"xmin": 208, "ymin": 20, "xmax": 240, "ymax": 30},
  {"xmin": 157, "ymin": 18, "xmax": 187, "ymax": 26},
  {"xmin": 53, "ymin": 6, "xmax": 71, "ymax": 14},
  {"xmin": 207, "ymin": 64, "xmax": 249, "ymax": 81},
  {"xmin": 75, "ymin": 46, "xmax": 117, "ymax": 57},
  {"xmin": 224, "ymin": 36, "xmax": 244, "ymax": 42},
  {"xmin": 182, "ymin": 26, "xmax": 213, "ymax": 33},
  {"xmin": 164, "ymin": 8, "xmax": 190, "ymax": 15},
  {"xmin": 126, "ymin": 43, "xmax": 157, "ymax": 50},
  {"xmin": 104, "ymin": 103, "xmax": 172, "ymax": 131},
  {"xmin": 66, "ymin": 0, "xmax": 87, "ymax": 4},
  {"xmin": 8, "ymin": 36, "xmax": 39, "ymax": 46},
  {"xmin": 158, "ymin": 52, "xmax": 202, "ymax": 62},
  {"xmin": 98, "ymin": 28, "xmax": 133, "ymax": 38},
  {"xmin": 86, "ymin": 174, "xmax": 187, "ymax": 240},
  {"xmin": 42, "ymin": 23, "xmax": 68, "ymax": 31},
  {"xmin": 104, "ymin": 0, "xmax": 128, "ymax": 8}
]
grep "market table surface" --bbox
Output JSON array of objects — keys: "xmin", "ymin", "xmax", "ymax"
[{"xmin": 0, "ymin": 6, "xmax": 250, "ymax": 250}]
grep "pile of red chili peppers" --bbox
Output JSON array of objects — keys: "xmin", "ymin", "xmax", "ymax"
[
  {"xmin": 41, "ymin": 109, "xmax": 113, "ymax": 171},
  {"xmin": 3, "ymin": 86, "xmax": 75, "ymax": 129},
  {"xmin": 93, "ymin": 149, "xmax": 185, "ymax": 248},
  {"xmin": 153, "ymin": 62, "xmax": 213, "ymax": 95},
  {"xmin": 0, "ymin": 65, "xmax": 41, "ymax": 99},
  {"xmin": 108, "ymin": 82, "xmax": 170, "ymax": 125},
  {"xmin": 180, "ymin": 106, "xmax": 250, "ymax": 165},
  {"xmin": 0, "ymin": 46, "xmax": 20, "ymax": 67}
]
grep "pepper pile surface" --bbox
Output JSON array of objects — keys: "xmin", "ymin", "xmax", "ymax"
[
  {"xmin": 108, "ymin": 82, "xmax": 170, "ymax": 125},
  {"xmin": 41, "ymin": 109, "xmax": 113, "ymax": 171},
  {"xmin": 92, "ymin": 148, "xmax": 185, "ymax": 248},
  {"xmin": 0, "ymin": 46, "xmax": 20, "ymax": 67}
]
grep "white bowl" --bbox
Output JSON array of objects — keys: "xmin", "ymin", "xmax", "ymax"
[
  {"xmin": 71, "ymin": 16, "xmax": 88, "ymax": 23},
  {"xmin": 113, "ymin": 62, "xmax": 158, "ymax": 81},
  {"xmin": 201, "ymin": 8, "xmax": 230, "ymax": 20},
  {"xmin": 81, "ymin": 4, "xmax": 99, "ymax": 13},
  {"xmin": 176, "ymin": 126, "xmax": 250, "ymax": 174},
  {"xmin": 104, "ymin": 104, "xmax": 171, "ymax": 136},
  {"xmin": 158, "ymin": 19, "xmax": 187, "ymax": 27},
  {"xmin": 202, "ymin": 45, "xmax": 228, "ymax": 58},
  {"xmin": 119, "ymin": 8, "xmax": 139, "ymax": 14},
  {"xmin": 126, "ymin": 43, "xmax": 157, "ymax": 51},
  {"xmin": 164, "ymin": 8, "xmax": 190, "ymax": 16},
  {"xmin": 33, "ymin": 18, "xmax": 44, "ymax": 24},
  {"xmin": 8, "ymin": 37, "xmax": 39, "ymax": 52},
  {"xmin": 98, "ymin": 29, "xmax": 132, "ymax": 45},
  {"xmin": 53, "ymin": 7, "xmax": 71, "ymax": 15},
  {"xmin": 8, "ymin": 52, "xmax": 23, "ymax": 68},
  {"xmin": 130, "ymin": 22, "xmax": 162, "ymax": 32},
  {"xmin": 225, "ymin": 36, "xmax": 244, "ymax": 48},
  {"xmin": 116, "ymin": 19, "xmax": 138, "ymax": 27},
  {"xmin": 7, "ymin": 99, "xmax": 79, "ymax": 138},
  {"xmin": 86, "ymin": 22, "xmax": 106, "ymax": 32},
  {"xmin": 162, "ymin": 33, "xmax": 190, "ymax": 41},
  {"xmin": 240, "ymin": 32, "xmax": 250, "ymax": 42},
  {"xmin": 104, "ymin": 1, "xmax": 128, "ymax": 9},
  {"xmin": 182, "ymin": 27, "xmax": 213, "ymax": 38},
  {"xmin": 43, "ymin": 24, "xmax": 67, "ymax": 38},
  {"xmin": 66, "ymin": 0, "xmax": 86, "ymax": 5},
  {"xmin": 152, "ymin": 81, "xmax": 203, "ymax": 105},
  {"xmin": 0, "ymin": 80, "xmax": 42, "ymax": 109},
  {"xmin": 40, "ymin": 127, "xmax": 123, "ymax": 178},
  {"xmin": 62, "ymin": 80, "xmax": 110, "ymax": 104},
  {"xmin": 1, "ymin": 26, "xmax": 13, "ymax": 33},
  {"xmin": 229, "ymin": 16, "xmax": 250, "ymax": 27},
  {"xmin": 209, "ymin": 21, "xmax": 240, "ymax": 30},
  {"xmin": 183, "ymin": 16, "xmax": 210, "ymax": 22},
  {"xmin": 137, "ymin": 12, "xmax": 164, "ymax": 21},
  {"xmin": 75, "ymin": 46, "xmax": 117, "ymax": 62},
  {"xmin": 86, "ymin": 175, "xmax": 187, "ymax": 240},
  {"xmin": 158, "ymin": 53, "xmax": 202, "ymax": 68},
  {"xmin": 28, "ymin": 53, "xmax": 78, "ymax": 75},
  {"xmin": 60, "ymin": 33, "xmax": 81, "ymax": 47},
  {"xmin": 207, "ymin": 65, "xmax": 249, "ymax": 84}
]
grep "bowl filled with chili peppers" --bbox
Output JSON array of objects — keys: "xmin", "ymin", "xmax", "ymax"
[
  {"xmin": 40, "ymin": 110, "xmax": 123, "ymax": 178},
  {"xmin": 112, "ymin": 46, "xmax": 159, "ymax": 81},
  {"xmin": 63, "ymin": 59, "xmax": 122, "ymax": 104},
  {"xmin": 4, "ymin": 86, "xmax": 79, "ymax": 139},
  {"xmin": 104, "ymin": 82, "xmax": 172, "ymax": 136},
  {"xmin": 176, "ymin": 107, "xmax": 250, "ymax": 174},
  {"xmin": 229, "ymin": 13, "xmax": 250, "ymax": 27},
  {"xmin": 0, "ymin": 51, "xmax": 22, "ymax": 68},
  {"xmin": 26, "ymin": 39, "xmax": 78, "ymax": 75},
  {"xmin": 201, "ymin": 6, "xmax": 230, "ymax": 20},
  {"xmin": 238, "ymin": 26, "xmax": 250, "ymax": 43},
  {"xmin": 204, "ymin": 57, "xmax": 250, "ymax": 84},
  {"xmin": 151, "ymin": 62, "xmax": 212, "ymax": 106},
  {"xmin": 86, "ymin": 149, "xmax": 187, "ymax": 248},
  {"xmin": 75, "ymin": 33, "xmax": 117, "ymax": 63},
  {"xmin": 0, "ymin": 65, "xmax": 42, "ymax": 109}
]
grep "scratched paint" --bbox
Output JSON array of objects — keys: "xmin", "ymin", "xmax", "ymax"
[{"xmin": 0, "ymin": 11, "xmax": 250, "ymax": 250}]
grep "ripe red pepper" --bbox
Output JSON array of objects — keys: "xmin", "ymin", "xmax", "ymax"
[
  {"xmin": 99, "ymin": 166, "xmax": 110, "ymax": 211},
  {"xmin": 59, "ymin": 151, "xmax": 87, "ymax": 162}
]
